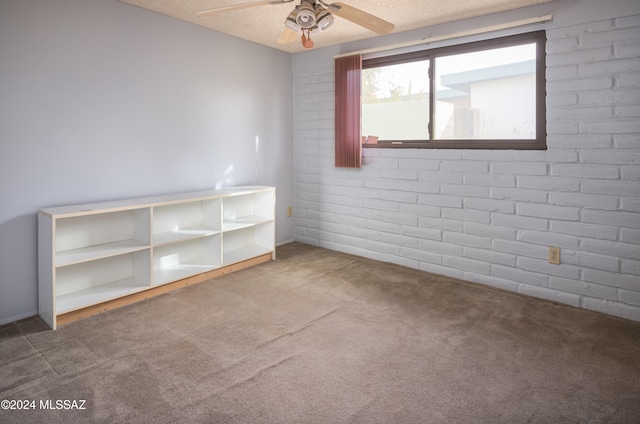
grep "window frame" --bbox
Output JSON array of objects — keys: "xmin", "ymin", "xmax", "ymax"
[{"xmin": 361, "ymin": 30, "xmax": 547, "ymax": 150}]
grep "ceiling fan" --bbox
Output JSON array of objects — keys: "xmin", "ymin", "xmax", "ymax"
[{"xmin": 195, "ymin": 0, "xmax": 394, "ymax": 49}]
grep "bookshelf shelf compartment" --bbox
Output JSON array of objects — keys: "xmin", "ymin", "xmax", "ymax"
[
  {"xmin": 56, "ymin": 251, "xmax": 151, "ymax": 315},
  {"xmin": 38, "ymin": 186, "xmax": 275, "ymax": 329},
  {"xmin": 223, "ymin": 222, "xmax": 275, "ymax": 266},
  {"xmin": 153, "ymin": 236, "xmax": 222, "ymax": 286},
  {"xmin": 153, "ymin": 199, "xmax": 221, "ymax": 246}
]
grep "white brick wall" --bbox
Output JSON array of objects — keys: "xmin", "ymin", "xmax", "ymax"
[{"xmin": 293, "ymin": 14, "xmax": 640, "ymax": 322}]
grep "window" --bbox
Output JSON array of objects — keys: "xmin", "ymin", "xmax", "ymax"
[{"xmin": 360, "ymin": 31, "xmax": 546, "ymax": 149}]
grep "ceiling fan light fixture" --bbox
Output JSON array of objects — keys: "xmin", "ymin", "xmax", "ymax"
[
  {"xmin": 314, "ymin": 3, "xmax": 334, "ymax": 31},
  {"xmin": 284, "ymin": 6, "xmax": 302, "ymax": 32},
  {"xmin": 296, "ymin": 0, "xmax": 316, "ymax": 29}
]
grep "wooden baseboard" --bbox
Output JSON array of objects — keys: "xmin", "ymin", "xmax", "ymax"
[{"xmin": 56, "ymin": 253, "xmax": 273, "ymax": 327}]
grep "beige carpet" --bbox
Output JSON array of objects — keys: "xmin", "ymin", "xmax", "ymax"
[{"xmin": 1, "ymin": 242, "xmax": 639, "ymax": 423}]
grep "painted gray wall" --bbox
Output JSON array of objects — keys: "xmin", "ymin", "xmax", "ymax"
[
  {"xmin": 292, "ymin": 0, "xmax": 640, "ymax": 321},
  {"xmin": 0, "ymin": 0, "xmax": 294, "ymax": 325}
]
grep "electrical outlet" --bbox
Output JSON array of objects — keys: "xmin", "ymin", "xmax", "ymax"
[
  {"xmin": 548, "ymin": 247, "xmax": 560, "ymax": 265},
  {"xmin": 287, "ymin": 206, "xmax": 293, "ymax": 217}
]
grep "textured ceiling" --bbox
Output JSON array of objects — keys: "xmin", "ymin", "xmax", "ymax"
[{"xmin": 119, "ymin": 0, "xmax": 553, "ymax": 53}]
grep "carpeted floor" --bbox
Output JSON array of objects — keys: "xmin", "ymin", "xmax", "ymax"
[{"xmin": 1, "ymin": 242, "xmax": 640, "ymax": 423}]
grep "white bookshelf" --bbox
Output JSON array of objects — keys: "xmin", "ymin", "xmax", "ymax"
[{"xmin": 38, "ymin": 186, "xmax": 275, "ymax": 329}]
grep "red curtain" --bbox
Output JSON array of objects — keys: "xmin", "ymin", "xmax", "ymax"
[{"xmin": 334, "ymin": 55, "xmax": 362, "ymax": 168}]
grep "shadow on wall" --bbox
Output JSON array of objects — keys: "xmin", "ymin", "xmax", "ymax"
[{"xmin": 0, "ymin": 213, "xmax": 39, "ymax": 325}]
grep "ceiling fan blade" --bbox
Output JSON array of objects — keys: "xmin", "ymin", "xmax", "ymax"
[
  {"xmin": 196, "ymin": 0, "xmax": 288, "ymax": 17},
  {"xmin": 326, "ymin": 2, "xmax": 394, "ymax": 34},
  {"xmin": 278, "ymin": 27, "xmax": 299, "ymax": 44}
]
